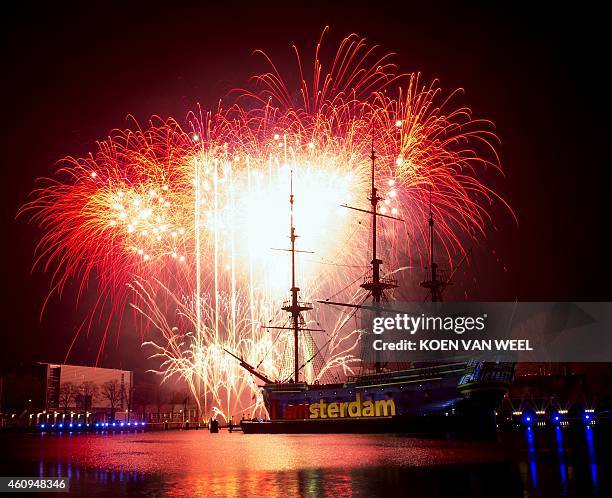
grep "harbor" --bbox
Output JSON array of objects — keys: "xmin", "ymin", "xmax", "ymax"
[
  {"xmin": 3, "ymin": 2, "xmax": 610, "ymax": 496},
  {"xmin": 1, "ymin": 426, "xmax": 609, "ymax": 497}
]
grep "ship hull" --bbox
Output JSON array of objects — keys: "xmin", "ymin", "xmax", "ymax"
[
  {"xmin": 241, "ymin": 412, "xmax": 497, "ymax": 435},
  {"xmin": 241, "ymin": 361, "xmax": 514, "ymax": 434}
]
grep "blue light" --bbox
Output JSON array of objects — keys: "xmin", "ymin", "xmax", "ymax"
[
  {"xmin": 40, "ymin": 424, "xmax": 46, "ymax": 428},
  {"xmin": 554, "ymin": 416, "xmax": 560, "ymax": 422},
  {"xmin": 69, "ymin": 423, "xmax": 73, "ymax": 428},
  {"xmin": 526, "ymin": 417, "xmax": 531, "ymax": 422},
  {"xmin": 585, "ymin": 414, "xmax": 591, "ymax": 421},
  {"xmin": 112, "ymin": 422, "xmax": 117, "ymax": 427},
  {"xmin": 127, "ymin": 422, "xmax": 131, "ymax": 426},
  {"xmin": 78, "ymin": 423, "xmax": 82, "ymax": 428},
  {"xmin": 104, "ymin": 422, "xmax": 109, "ymax": 427},
  {"xmin": 95, "ymin": 423, "xmax": 99, "ymax": 427},
  {"xmin": 58, "ymin": 423, "xmax": 63, "ymax": 428},
  {"xmin": 142, "ymin": 422, "xmax": 145, "ymax": 426},
  {"xmin": 120, "ymin": 422, "xmax": 124, "ymax": 427}
]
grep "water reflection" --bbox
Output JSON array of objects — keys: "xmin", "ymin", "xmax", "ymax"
[
  {"xmin": 585, "ymin": 426, "xmax": 598, "ymax": 488},
  {"xmin": 39, "ymin": 461, "xmax": 146, "ymax": 484},
  {"xmin": 519, "ymin": 423, "xmax": 607, "ymax": 497},
  {"xmin": 0, "ymin": 428, "xmax": 608, "ymax": 497},
  {"xmin": 35, "ymin": 463, "xmax": 525, "ymax": 497},
  {"xmin": 525, "ymin": 426, "xmax": 537, "ymax": 488},
  {"xmin": 555, "ymin": 425, "xmax": 568, "ymax": 494}
]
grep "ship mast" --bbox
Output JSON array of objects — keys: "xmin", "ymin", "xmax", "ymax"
[
  {"xmin": 324, "ymin": 139, "xmax": 402, "ymax": 373},
  {"xmin": 226, "ymin": 171, "xmax": 320, "ymax": 385},
  {"xmin": 360, "ymin": 141, "xmax": 399, "ymax": 371},
  {"xmin": 360, "ymin": 141, "xmax": 393, "ymax": 302},
  {"xmin": 420, "ymin": 186, "xmax": 449, "ymax": 301},
  {"xmin": 279, "ymin": 171, "xmax": 314, "ymax": 383}
]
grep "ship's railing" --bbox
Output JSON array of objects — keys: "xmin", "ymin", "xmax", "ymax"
[
  {"xmin": 282, "ymin": 299, "xmax": 313, "ymax": 310},
  {"xmin": 421, "ymin": 267, "xmax": 449, "ymax": 284},
  {"xmin": 351, "ymin": 366, "xmax": 455, "ymax": 385},
  {"xmin": 458, "ymin": 361, "xmax": 515, "ymax": 386},
  {"xmin": 362, "ymin": 275, "xmax": 398, "ymax": 287}
]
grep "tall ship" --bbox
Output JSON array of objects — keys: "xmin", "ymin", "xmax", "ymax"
[{"xmin": 232, "ymin": 145, "xmax": 515, "ymax": 434}]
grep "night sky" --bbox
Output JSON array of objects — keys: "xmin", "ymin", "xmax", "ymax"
[{"xmin": 2, "ymin": 2, "xmax": 610, "ymax": 370}]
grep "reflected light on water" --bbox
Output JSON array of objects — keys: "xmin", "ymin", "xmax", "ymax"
[
  {"xmin": 585, "ymin": 426, "xmax": 598, "ymax": 488},
  {"xmin": 526, "ymin": 427, "xmax": 537, "ymax": 488},
  {"xmin": 555, "ymin": 425, "xmax": 568, "ymax": 494},
  {"xmin": 0, "ymin": 428, "xmax": 608, "ymax": 497}
]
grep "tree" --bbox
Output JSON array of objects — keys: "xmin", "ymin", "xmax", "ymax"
[
  {"xmin": 77, "ymin": 381, "xmax": 98, "ymax": 411},
  {"xmin": 100, "ymin": 380, "xmax": 122, "ymax": 420},
  {"xmin": 58, "ymin": 382, "xmax": 77, "ymax": 414}
]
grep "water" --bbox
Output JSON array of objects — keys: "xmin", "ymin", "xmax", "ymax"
[{"xmin": 0, "ymin": 426, "xmax": 608, "ymax": 497}]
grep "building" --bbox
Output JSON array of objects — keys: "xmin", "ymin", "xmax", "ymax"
[
  {"xmin": 45, "ymin": 363, "xmax": 133, "ymax": 414},
  {"xmin": 498, "ymin": 362, "xmax": 612, "ymax": 420},
  {"xmin": 1, "ymin": 363, "xmax": 134, "ymax": 426}
]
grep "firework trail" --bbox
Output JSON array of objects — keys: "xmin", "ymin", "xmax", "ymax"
[
  {"xmin": 133, "ymin": 280, "xmax": 361, "ymax": 417},
  {"xmin": 21, "ymin": 30, "xmax": 513, "ymax": 419}
]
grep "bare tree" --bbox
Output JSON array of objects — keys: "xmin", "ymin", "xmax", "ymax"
[
  {"xmin": 78, "ymin": 381, "xmax": 98, "ymax": 410},
  {"xmin": 58, "ymin": 382, "xmax": 77, "ymax": 414},
  {"xmin": 100, "ymin": 380, "xmax": 122, "ymax": 420}
]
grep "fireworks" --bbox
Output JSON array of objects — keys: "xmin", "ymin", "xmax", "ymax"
[{"xmin": 21, "ymin": 31, "xmax": 512, "ymax": 419}]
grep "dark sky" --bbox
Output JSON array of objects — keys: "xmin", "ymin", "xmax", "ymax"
[{"xmin": 2, "ymin": 2, "xmax": 610, "ymax": 370}]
